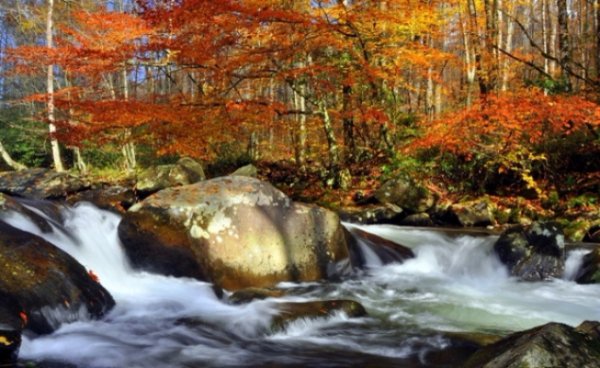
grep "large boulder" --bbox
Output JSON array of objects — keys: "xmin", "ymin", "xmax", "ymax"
[
  {"xmin": 119, "ymin": 176, "xmax": 351, "ymax": 290},
  {"xmin": 136, "ymin": 157, "xmax": 206, "ymax": 194},
  {"xmin": 374, "ymin": 177, "xmax": 435, "ymax": 214},
  {"xmin": 493, "ymin": 222, "xmax": 565, "ymax": 281},
  {"xmin": 0, "ymin": 220, "xmax": 115, "ymax": 335},
  {"xmin": 0, "ymin": 168, "xmax": 89, "ymax": 200},
  {"xmin": 464, "ymin": 321, "xmax": 600, "ymax": 368}
]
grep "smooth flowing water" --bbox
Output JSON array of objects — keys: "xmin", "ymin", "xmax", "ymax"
[{"xmin": 4, "ymin": 203, "xmax": 600, "ymax": 367}]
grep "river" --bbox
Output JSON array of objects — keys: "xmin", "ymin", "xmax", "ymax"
[{"xmin": 4, "ymin": 202, "xmax": 600, "ymax": 367}]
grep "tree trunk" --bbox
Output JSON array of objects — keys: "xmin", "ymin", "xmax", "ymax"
[
  {"xmin": 122, "ymin": 66, "xmax": 137, "ymax": 171},
  {"xmin": 0, "ymin": 140, "xmax": 27, "ymax": 171},
  {"xmin": 47, "ymin": 0, "xmax": 65, "ymax": 172},
  {"xmin": 342, "ymin": 84, "xmax": 356, "ymax": 162},
  {"xmin": 319, "ymin": 100, "xmax": 341, "ymax": 187},
  {"xmin": 293, "ymin": 82, "xmax": 307, "ymax": 171},
  {"xmin": 557, "ymin": 0, "xmax": 572, "ymax": 90},
  {"xmin": 501, "ymin": 0, "xmax": 514, "ymax": 91}
]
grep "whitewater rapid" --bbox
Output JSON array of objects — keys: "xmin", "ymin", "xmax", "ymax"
[{"xmin": 2, "ymin": 202, "xmax": 600, "ymax": 367}]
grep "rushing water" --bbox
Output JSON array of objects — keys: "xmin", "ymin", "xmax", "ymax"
[{"xmin": 3, "ymin": 202, "xmax": 600, "ymax": 367}]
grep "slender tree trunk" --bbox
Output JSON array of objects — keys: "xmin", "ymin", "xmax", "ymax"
[
  {"xmin": 121, "ymin": 66, "xmax": 137, "ymax": 171},
  {"xmin": 319, "ymin": 100, "xmax": 341, "ymax": 186},
  {"xmin": 0, "ymin": 140, "xmax": 27, "ymax": 171},
  {"xmin": 501, "ymin": 0, "xmax": 514, "ymax": 91},
  {"xmin": 293, "ymin": 82, "xmax": 307, "ymax": 171},
  {"xmin": 461, "ymin": 11, "xmax": 476, "ymax": 106},
  {"xmin": 47, "ymin": 0, "xmax": 65, "ymax": 172},
  {"xmin": 557, "ymin": 0, "xmax": 572, "ymax": 90},
  {"xmin": 542, "ymin": 0, "xmax": 550, "ymax": 93},
  {"xmin": 342, "ymin": 84, "xmax": 355, "ymax": 161}
]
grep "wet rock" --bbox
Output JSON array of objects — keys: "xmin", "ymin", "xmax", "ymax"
[
  {"xmin": 119, "ymin": 176, "xmax": 351, "ymax": 290},
  {"xmin": 0, "ymin": 193, "xmax": 55, "ymax": 233},
  {"xmin": 374, "ymin": 177, "xmax": 435, "ymax": 214},
  {"xmin": 464, "ymin": 321, "xmax": 600, "ymax": 368},
  {"xmin": 337, "ymin": 204, "xmax": 402, "ymax": 224},
  {"xmin": 68, "ymin": 185, "xmax": 137, "ymax": 213},
  {"xmin": 230, "ymin": 164, "xmax": 258, "ymax": 178},
  {"xmin": 493, "ymin": 222, "xmax": 565, "ymax": 281},
  {"xmin": 0, "ymin": 168, "xmax": 89, "ymax": 200},
  {"xmin": 272, "ymin": 300, "xmax": 367, "ymax": 331},
  {"xmin": 0, "ymin": 220, "xmax": 115, "ymax": 334},
  {"xmin": 136, "ymin": 157, "xmax": 206, "ymax": 194},
  {"xmin": 449, "ymin": 198, "xmax": 496, "ymax": 227},
  {"xmin": 575, "ymin": 248, "xmax": 600, "ymax": 284},
  {"xmin": 346, "ymin": 227, "xmax": 414, "ymax": 268},
  {"xmin": 228, "ymin": 287, "xmax": 287, "ymax": 304}
]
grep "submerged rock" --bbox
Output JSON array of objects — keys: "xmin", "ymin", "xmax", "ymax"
[
  {"xmin": 374, "ymin": 177, "xmax": 435, "ymax": 214},
  {"xmin": 272, "ymin": 300, "xmax": 367, "ymax": 331},
  {"xmin": 136, "ymin": 157, "xmax": 206, "ymax": 194},
  {"xmin": 346, "ymin": 227, "xmax": 414, "ymax": 268},
  {"xmin": 464, "ymin": 321, "xmax": 600, "ymax": 368},
  {"xmin": 493, "ymin": 222, "xmax": 565, "ymax": 281},
  {"xmin": 119, "ymin": 176, "xmax": 351, "ymax": 290},
  {"xmin": 228, "ymin": 287, "xmax": 287, "ymax": 304},
  {"xmin": 0, "ymin": 193, "xmax": 55, "ymax": 233},
  {"xmin": 0, "ymin": 220, "xmax": 115, "ymax": 334},
  {"xmin": 0, "ymin": 168, "xmax": 89, "ymax": 200}
]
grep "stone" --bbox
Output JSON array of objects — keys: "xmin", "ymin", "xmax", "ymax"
[
  {"xmin": 337, "ymin": 204, "xmax": 402, "ymax": 224},
  {"xmin": 119, "ymin": 176, "xmax": 351, "ymax": 290},
  {"xmin": 399, "ymin": 212, "xmax": 434, "ymax": 227},
  {"xmin": 374, "ymin": 176, "xmax": 435, "ymax": 213},
  {"xmin": 67, "ymin": 185, "xmax": 137, "ymax": 213},
  {"xmin": 230, "ymin": 164, "xmax": 258, "ymax": 178},
  {"xmin": 0, "ymin": 168, "xmax": 89, "ymax": 200},
  {"xmin": 136, "ymin": 157, "xmax": 206, "ymax": 194},
  {"xmin": 449, "ymin": 198, "xmax": 496, "ymax": 227},
  {"xmin": 575, "ymin": 248, "xmax": 600, "ymax": 284},
  {"xmin": 228, "ymin": 287, "xmax": 287, "ymax": 304},
  {"xmin": 584, "ymin": 224, "xmax": 600, "ymax": 243},
  {"xmin": 0, "ymin": 220, "xmax": 115, "ymax": 334},
  {"xmin": 0, "ymin": 292, "xmax": 22, "ymax": 366},
  {"xmin": 464, "ymin": 321, "xmax": 600, "ymax": 368},
  {"xmin": 493, "ymin": 222, "xmax": 565, "ymax": 281}
]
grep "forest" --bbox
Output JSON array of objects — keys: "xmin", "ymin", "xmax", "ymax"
[{"xmin": 0, "ymin": 0, "xmax": 598, "ymax": 228}]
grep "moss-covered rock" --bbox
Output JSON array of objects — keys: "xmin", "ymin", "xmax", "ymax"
[
  {"xmin": 119, "ymin": 176, "xmax": 351, "ymax": 290},
  {"xmin": 464, "ymin": 321, "xmax": 600, "ymax": 368},
  {"xmin": 374, "ymin": 177, "xmax": 435, "ymax": 214},
  {"xmin": 449, "ymin": 198, "xmax": 496, "ymax": 227},
  {"xmin": 0, "ymin": 220, "xmax": 115, "ymax": 334},
  {"xmin": 135, "ymin": 157, "xmax": 206, "ymax": 194},
  {"xmin": 493, "ymin": 222, "xmax": 565, "ymax": 281}
]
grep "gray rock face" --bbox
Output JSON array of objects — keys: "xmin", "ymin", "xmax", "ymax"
[
  {"xmin": 136, "ymin": 157, "xmax": 206, "ymax": 193},
  {"xmin": 464, "ymin": 321, "xmax": 600, "ymax": 368},
  {"xmin": 0, "ymin": 168, "xmax": 89, "ymax": 200},
  {"xmin": 120, "ymin": 176, "xmax": 351, "ymax": 290},
  {"xmin": 374, "ymin": 177, "xmax": 435, "ymax": 213},
  {"xmin": 493, "ymin": 222, "xmax": 565, "ymax": 281}
]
